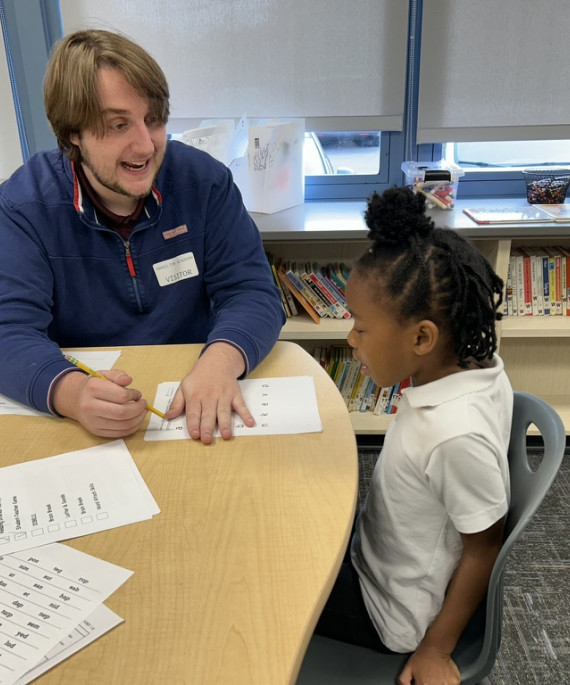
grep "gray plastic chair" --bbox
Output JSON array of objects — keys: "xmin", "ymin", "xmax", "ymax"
[{"xmin": 296, "ymin": 391, "xmax": 566, "ymax": 685}]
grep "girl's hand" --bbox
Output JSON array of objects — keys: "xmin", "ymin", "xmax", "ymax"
[{"xmin": 397, "ymin": 644, "xmax": 460, "ymax": 685}]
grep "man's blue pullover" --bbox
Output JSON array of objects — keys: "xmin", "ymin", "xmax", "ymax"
[{"xmin": 0, "ymin": 141, "xmax": 285, "ymax": 413}]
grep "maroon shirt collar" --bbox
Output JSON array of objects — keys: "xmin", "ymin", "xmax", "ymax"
[{"xmin": 75, "ymin": 162, "xmax": 145, "ymax": 240}]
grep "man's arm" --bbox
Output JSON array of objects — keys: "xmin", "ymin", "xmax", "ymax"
[{"xmin": 398, "ymin": 517, "xmax": 505, "ymax": 685}]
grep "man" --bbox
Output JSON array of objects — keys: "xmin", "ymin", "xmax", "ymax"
[{"xmin": 0, "ymin": 29, "xmax": 285, "ymax": 443}]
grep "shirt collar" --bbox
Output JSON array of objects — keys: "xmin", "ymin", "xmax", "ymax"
[{"xmin": 404, "ymin": 355, "xmax": 505, "ymax": 409}]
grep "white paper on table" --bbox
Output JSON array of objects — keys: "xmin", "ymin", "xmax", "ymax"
[
  {"xmin": 0, "ymin": 440, "xmax": 159, "ymax": 555},
  {"xmin": 0, "ymin": 350, "xmax": 122, "ymax": 416},
  {"xmin": 63, "ymin": 350, "xmax": 122, "ymax": 371},
  {"xmin": 144, "ymin": 376, "xmax": 323, "ymax": 441},
  {"xmin": 0, "ymin": 542, "xmax": 131, "ymax": 685},
  {"xmin": 15, "ymin": 604, "xmax": 123, "ymax": 685},
  {"xmin": 0, "ymin": 396, "xmax": 45, "ymax": 417}
]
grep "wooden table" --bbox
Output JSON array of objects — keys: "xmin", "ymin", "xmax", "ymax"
[{"xmin": 0, "ymin": 342, "xmax": 357, "ymax": 684}]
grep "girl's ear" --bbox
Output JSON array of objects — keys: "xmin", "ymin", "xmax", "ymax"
[{"xmin": 412, "ymin": 319, "xmax": 439, "ymax": 356}]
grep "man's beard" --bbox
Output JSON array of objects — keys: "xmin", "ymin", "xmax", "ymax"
[{"xmin": 80, "ymin": 150, "xmax": 161, "ymax": 200}]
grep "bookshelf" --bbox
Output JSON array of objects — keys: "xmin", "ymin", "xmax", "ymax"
[{"xmin": 254, "ymin": 199, "xmax": 570, "ymax": 435}]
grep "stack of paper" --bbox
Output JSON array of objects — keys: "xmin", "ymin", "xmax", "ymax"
[
  {"xmin": 0, "ymin": 440, "xmax": 160, "ymax": 683},
  {"xmin": 1, "ymin": 544, "xmax": 131, "ymax": 684}
]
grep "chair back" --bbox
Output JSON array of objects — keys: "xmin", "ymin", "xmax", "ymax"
[{"xmin": 457, "ymin": 391, "xmax": 566, "ymax": 684}]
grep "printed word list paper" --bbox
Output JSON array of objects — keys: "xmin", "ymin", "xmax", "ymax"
[
  {"xmin": 145, "ymin": 376, "xmax": 323, "ymax": 440},
  {"xmin": 0, "ymin": 542, "xmax": 131, "ymax": 684},
  {"xmin": 0, "ymin": 439, "xmax": 159, "ymax": 555}
]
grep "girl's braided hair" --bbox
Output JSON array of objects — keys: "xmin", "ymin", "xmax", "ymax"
[{"xmin": 356, "ymin": 186, "xmax": 504, "ymax": 367}]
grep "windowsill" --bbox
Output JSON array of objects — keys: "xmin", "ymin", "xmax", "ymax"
[
  {"xmin": 251, "ymin": 200, "xmax": 367, "ymax": 241},
  {"xmin": 252, "ymin": 197, "xmax": 570, "ymax": 241}
]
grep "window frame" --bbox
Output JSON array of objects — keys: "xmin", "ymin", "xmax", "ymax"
[{"xmin": 0, "ymin": 0, "xmax": 60, "ymax": 161}]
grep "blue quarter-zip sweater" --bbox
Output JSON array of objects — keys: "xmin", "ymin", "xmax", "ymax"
[{"xmin": 0, "ymin": 141, "xmax": 285, "ymax": 414}]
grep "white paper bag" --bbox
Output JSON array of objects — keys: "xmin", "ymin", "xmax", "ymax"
[
  {"xmin": 245, "ymin": 119, "xmax": 305, "ymax": 214},
  {"xmin": 180, "ymin": 119, "xmax": 235, "ymax": 164}
]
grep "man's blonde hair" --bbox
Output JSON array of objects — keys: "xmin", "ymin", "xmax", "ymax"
[{"xmin": 44, "ymin": 29, "xmax": 170, "ymax": 162}]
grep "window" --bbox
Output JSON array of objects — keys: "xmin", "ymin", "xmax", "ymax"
[
  {"xmin": 441, "ymin": 140, "xmax": 570, "ymax": 199},
  {"xmin": 445, "ymin": 141, "xmax": 570, "ymax": 170},
  {"xmin": 309, "ymin": 131, "xmax": 381, "ymax": 177}
]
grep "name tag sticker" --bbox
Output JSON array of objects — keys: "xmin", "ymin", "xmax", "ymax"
[{"xmin": 153, "ymin": 252, "xmax": 199, "ymax": 287}]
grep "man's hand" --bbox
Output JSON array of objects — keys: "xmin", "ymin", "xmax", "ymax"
[
  {"xmin": 52, "ymin": 369, "xmax": 149, "ymax": 437},
  {"xmin": 398, "ymin": 644, "xmax": 460, "ymax": 685},
  {"xmin": 165, "ymin": 343, "xmax": 253, "ymax": 444}
]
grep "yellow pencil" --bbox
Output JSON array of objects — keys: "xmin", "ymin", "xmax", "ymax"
[{"xmin": 65, "ymin": 354, "xmax": 166, "ymax": 419}]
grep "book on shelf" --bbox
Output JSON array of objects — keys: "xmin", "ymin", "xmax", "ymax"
[
  {"xmin": 348, "ymin": 368, "xmax": 367, "ymax": 411},
  {"xmin": 516, "ymin": 247, "xmax": 534, "ymax": 316},
  {"xmin": 462, "ymin": 205, "xmax": 553, "ymax": 224},
  {"xmin": 510, "ymin": 248, "xmax": 527, "ymax": 316},
  {"xmin": 560, "ymin": 247, "xmax": 570, "ymax": 316},
  {"xmin": 504, "ymin": 256, "xmax": 514, "ymax": 316},
  {"xmin": 299, "ymin": 264, "xmax": 338, "ymax": 319},
  {"xmin": 273, "ymin": 258, "xmax": 354, "ymax": 323},
  {"xmin": 505, "ymin": 245, "xmax": 570, "ymax": 317},
  {"xmin": 546, "ymin": 247, "xmax": 563, "ymax": 316},
  {"xmin": 334, "ymin": 347, "xmax": 353, "ymax": 392},
  {"xmin": 341, "ymin": 360, "xmax": 362, "ymax": 405},
  {"xmin": 373, "ymin": 385, "xmax": 393, "ymax": 415},
  {"xmin": 357, "ymin": 378, "xmax": 373, "ymax": 413},
  {"xmin": 289, "ymin": 262, "xmax": 331, "ymax": 319},
  {"xmin": 366, "ymin": 381, "xmax": 382, "ymax": 413},
  {"xmin": 388, "ymin": 377, "xmax": 411, "ymax": 413},
  {"xmin": 530, "ymin": 249, "xmax": 544, "ymax": 316},
  {"xmin": 328, "ymin": 345, "xmax": 347, "ymax": 385},
  {"xmin": 277, "ymin": 265, "xmax": 321, "ymax": 324},
  {"xmin": 305, "ymin": 262, "xmax": 351, "ymax": 319},
  {"xmin": 533, "ymin": 247, "xmax": 551, "ymax": 316},
  {"xmin": 327, "ymin": 262, "xmax": 350, "ymax": 293},
  {"xmin": 266, "ymin": 252, "xmax": 297, "ymax": 318},
  {"xmin": 321, "ymin": 264, "xmax": 348, "ymax": 306},
  {"xmin": 312, "ymin": 346, "xmax": 328, "ymax": 370}
]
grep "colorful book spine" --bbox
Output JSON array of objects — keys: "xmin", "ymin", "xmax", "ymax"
[
  {"xmin": 286, "ymin": 265, "xmax": 329, "ymax": 319},
  {"xmin": 558, "ymin": 246, "xmax": 570, "ymax": 315},
  {"xmin": 266, "ymin": 252, "xmax": 292, "ymax": 317},
  {"xmin": 277, "ymin": 265, "xmax": 320, "ymax": 324},
  {"xmin": 520, "ymin": 248, "xmax": 533, "ymax": 316},
  {"xmin": 512, "ymin": 249, "xmax": 525, "ymax": 317},
  {"xmin": 308, "ymin": 265, "xmax": 351, "ymax": 319},
  {"xmin": 538, "ymin": 248, "xmax": 551, "ymax": 316},
  {"xmin": 505, "ymin": 256, "xmax": 514, "ymax": 316}
]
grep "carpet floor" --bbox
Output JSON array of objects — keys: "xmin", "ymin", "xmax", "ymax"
[{"xmin": 356, "ymin": 443, "xmax": 570, "ymax": 684}]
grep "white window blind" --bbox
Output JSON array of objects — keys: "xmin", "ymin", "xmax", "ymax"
[
  {"xmin": 59, "ymin": 0, "xmax": 409, "ymax": 132},
  {"xmin": 417, "ymin": 0, "xmax": 570, "ymax": 144}
]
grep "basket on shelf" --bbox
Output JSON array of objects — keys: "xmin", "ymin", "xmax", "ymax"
[{"xmin": 523, "ymin": 168, "xmax": 570, "ymax": 204}]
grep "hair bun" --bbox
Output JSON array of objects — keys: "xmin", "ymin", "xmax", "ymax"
[{"xmin": 364, "ymin": 186, "xmax": 434, "ymax": 247}]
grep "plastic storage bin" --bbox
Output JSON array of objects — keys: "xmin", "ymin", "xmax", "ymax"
[{"xmin": 401, "ymin": 161, "xmax": 464, "ymax": 209}]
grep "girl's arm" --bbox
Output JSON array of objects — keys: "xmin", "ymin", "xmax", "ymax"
[{"xmin": 397, "ymin": 516, "xmax": 505, "ymax": 685}]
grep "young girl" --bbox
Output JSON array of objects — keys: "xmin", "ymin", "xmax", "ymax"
[{"xmin": 315, "ymin": 186, "xmax": 513, "ymax": 685}]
